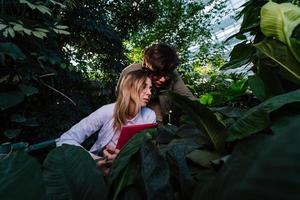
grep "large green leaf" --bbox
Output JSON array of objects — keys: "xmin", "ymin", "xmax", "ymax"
[
  {"xmin": 110, "ymin": 160, "xmax": 139, "ymax": 200},
  {"xmin": 186, "ymin": 149, "xmax": 220, "ymax": 168},
  {"xmin": 43, "ymin": 145, "xmax": 107, "ymax": 200},
  {"xmin": 166, "ymin": 141, "xmax": 200, "ymax": 199},
  {"xmin": 0, "ymin": 42, "xmax": 25, "ymax": 60},
  {"xmin": 108, "ymin": 129, "xmax": 156, "ymax": 199},
  {"xmin": 220, "ymin": 42, "xmax": 253, "ymax": 70},
  {"xmin": 256, "ymin": 60, "xmax": 285, "ymax": 98},
  {"xmin": 0, "ymin": 91, "xmax": 24, "ymax": 110},
  {"xmin": 109, "ymin": 129, "xmax": 155, "ymax": 182},
  {"xmin": 138, "ymin": 140, "xmax": 173, "ymax": 200},
  {"xmin": 170, "ymin": 92, "xmax": 227, "ymax": 153},
  {"xmin": 260, "ymin": 1, "xmax": 300, "ymax": 63},
  {"xmin": 0, "ymin": 151, "xmax": 46, "ymax": 200},
  {"xmin": 228, "ymin": 89, "xmax": 300, "ymax": 141},
  {"xmin": 254, "ymin": 39, "xmax": 300, "ymax": 84},
  {"xmin": 198, "ymin": 115, "xmax": 300, "ymax": 200},
  {"xmin": 248, "ymin": 75, "xmax": 266, "ymax": 101}
]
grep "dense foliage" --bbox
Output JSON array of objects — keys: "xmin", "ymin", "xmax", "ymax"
[
  {"xmin": 0, "ymin": 0, "xmax": 226, "ymax": 144},
  {"xmin": 1, "ymin": 0, "xmax": 300, "ymax": 200}
]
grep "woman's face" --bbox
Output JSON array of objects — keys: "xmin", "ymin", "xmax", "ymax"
[{"xmin": 139, "ymin": 77, "xmax": 152, "ymax": 107}]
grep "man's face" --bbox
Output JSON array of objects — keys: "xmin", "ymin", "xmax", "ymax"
[{"xmin": 151, "ymin": 73, "xmax": 171, "ymax": 88}]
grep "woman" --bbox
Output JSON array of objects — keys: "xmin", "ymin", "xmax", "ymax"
[{"xmin": 57, "ymin": 70, "xmax": 155, "ymax": 174}]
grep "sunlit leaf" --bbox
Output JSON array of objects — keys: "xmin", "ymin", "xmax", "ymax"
[{"xmin": 260, "ymin": 1, "xmax": 300, "ymax": 63}]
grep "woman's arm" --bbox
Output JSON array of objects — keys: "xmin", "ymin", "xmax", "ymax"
[{"xmin": 56, "ymin": 106, "xmax": 106, "ymax": 149}]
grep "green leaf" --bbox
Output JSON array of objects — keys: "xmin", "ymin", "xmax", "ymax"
[
  {"xmin": 0, "ymin": 151, "xmax": 47, "ymax": 200},
  {"xmin": 170, "ymin": 92, "xmax": 227, "ymax": 153},
  {"xmin": 0, "ymin": 24, "xmax": 7, "ymax": 31},
  {"xmin": 32, "ymin": 31, "xmax": 47, "ymax": 39},
  {"xmin": 13, "ymin": 24, "xmax": 24, "ymax": 32},
  {"xmin": 53, "ymin": 29, "xmax": 71, "ymax": 35},
  {"xmin": 36, "ymin": 5, "xmax": 52, "ymax": 15},
  {"xmin": 10, "ymin": 114, "xmax": 26, "ymax": 123},
  {"xmin": 199, "ymin": 118, "xmax": 300, "ymax": 200},
  {"xmin": 34, "ymin": 28, "xmax": 49, "ymax": 33},
  {"xmin": 271, "ymin": 114, "xmax": 300, "ymax": 135},
  {"xmin": 248, "ymin": 75, "xmax": 266, "ymax": 101},
  {"xmin": 18, "ymin": 84, "xmax": 38, "ymax": 96},
  {"xmin": 110, "ymin": 161, "xmax": 138, "ymax": 200},
  {"xmin": 260, "ymin": 1, "xmax": 300, "ymax": 63},
  {"xmin": 0, "ymin": 91, "xmax": 24, "ymax": 110},
  {"xmin": 50, "ymin": 0, "xmax": 66, "ymax": 8},
  {"xmin": 3, "ymin": 29, "xmax": 8, "ymax": 37},
  {"xmin": 139, "ymin": 140, "xmax": 172, "ymax": 199},
  {"xmin": 200, "ymin": 93, "xmax": 213, "ymax": 105},
  {"xmin": 0, "ymin": 42, "xmax": 26, "ymax": 60},
  {"xmin": 19, "ymin": 0, "xmax": 35, "ymax": 9},
  {"xmin": 256, "ymin": 61, "xmax": 285, "ymax": 99},
  {"xmin": 109, "ymin": 129, "xmax": 155, "ymax": 182},
  {"xmin": 55, "ymin": 25, "xmax": 69, "ymax": 30},
  {"xmin": 220, "ymin": 42, "xmax": 253, "ymax": 70},
  {"xmin": 43, "ymin": 145, "xmax": 107, "ymax": 200},
  {"xmin": 186, "ymin": 149, "xmax": 220, "ymax": 168},
  {"xmin": 254, "ymin": 39, "xmax": 300, "ymax": 84},
  {"xmin": 211, "ymin": 106, "xmax": 247, "ymax": 119},
  {"xmin": 23, "ymin": 28, "xmax": 32, "ymax": 35},
  {"xmin": 166, "ymin": 141, "xmax": 199, "ymax": 199},
  {"xmin": 7, "ymin": 27, "xmax": 15, "ymax": 38},
  {"xmin": 228, "ymin": 89, "xmax": 300, "ymax": 141},
  {"xmin": 220, "ymin": 57, "xmax": 250, "ymax": 70},
  {"xmin": 3, "ymin": 129, "xmax": 22, "ymax": 139}
]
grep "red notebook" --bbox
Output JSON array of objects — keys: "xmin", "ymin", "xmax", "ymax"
[{"xmin": 116, "ymin": 122, "xmax": 158, "ymax": 150}]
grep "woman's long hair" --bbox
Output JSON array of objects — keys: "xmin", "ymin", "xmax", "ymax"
[{"xmin": 113, "ymin": 70, "xmax": 150, "ymax": 131}]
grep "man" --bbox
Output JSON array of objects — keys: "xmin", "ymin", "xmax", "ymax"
[{"xmin": 117, "ymin": 43, "xmax": 196, "ymax": 123}]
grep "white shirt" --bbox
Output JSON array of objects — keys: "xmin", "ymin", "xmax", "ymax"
[{"xmin": 56, "ymin": 103, "xmax": 156, "ymax": 155}]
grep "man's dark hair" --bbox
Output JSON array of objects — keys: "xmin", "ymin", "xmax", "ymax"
[{"xmin": 143, "ymin": 43, "xmax": 179, "ymax": 74}]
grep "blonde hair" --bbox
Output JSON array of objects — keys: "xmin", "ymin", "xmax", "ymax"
[{"xmin": 113, "ymin": 70, "xmax": 150, "ymax": 130}]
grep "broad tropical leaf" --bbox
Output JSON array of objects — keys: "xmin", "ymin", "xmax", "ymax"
[
  {"xmin": 0, "ymin": 151, "xmax": 46, "ymax": 200},
  {"xmin": 248, "ymin": 75, "xmax": 266, "ymax": 101},
  {"xmin": 139, "ymin": 140, "xmax": 173, "ymax": 200},
  {"xmin": 186, "ymin": 149, "xmax": 220, "ymax": 168},
  {"xmin": 228, "ymin": 89, "xmax": 300, "ymax": 141},
  {"xmin": 108, "ymin": 129, "xmax": 157, "ymax": 199},
  {"xmin": 43, "ymin": 145, "xmax": 107, "ymax": 200},
  {"xmin": 260, "ymin": 1, "xmax": 300, "ymax": 63},
  {"xmin": 198, "ymin": 116, "xmax": 300, "ymax": 200},
  {"xmin": 254, "ymin": 39, "xmax": 300, "ymax": 84},
  {"xmin": 166, "ymin": 141, "xmax": 200, "ymax": 199},
  {"xmin": 170, "ymin": 92, "xmax": 227, "ymax": 153}
]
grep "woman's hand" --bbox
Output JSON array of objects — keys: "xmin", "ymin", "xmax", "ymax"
[
  {"xmin": 91, "ymin": 147, "xmax": 120, "ymax": 176},
  {"xmin": 103, "ymin": 147, "xmax": 120, "ymax": 162},
  {"xmin": 91, "ymin": 154, "xmax": 110, "ymax": 176}
]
